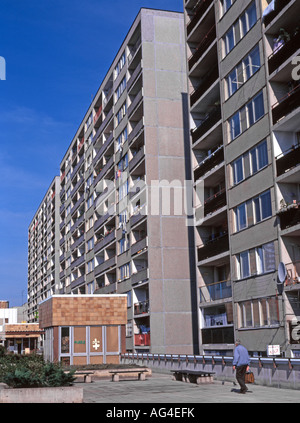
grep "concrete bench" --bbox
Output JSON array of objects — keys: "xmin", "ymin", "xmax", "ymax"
[
  {"xmin": 74, "ymin": 371, "xmax": 93, "ymax": 383},
  {"xmin": 109, "ymin": 369, "xmax": 148, "ymax": 382},
  {"xmin": 171, "ymin": 369, "xmax": 214, "ymax": 384}
]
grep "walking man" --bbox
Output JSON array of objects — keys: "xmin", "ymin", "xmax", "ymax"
[{"xmin": 232, "ymin": 339, "xmax": 250, "ymax": 394}]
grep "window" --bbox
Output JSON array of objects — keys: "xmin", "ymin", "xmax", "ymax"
[
  {"xmin": 223, "ymin": 1, "xmax": 257, "ymax": 57},
  {"xmin": 229, "ymin": 111, "xmax": 241, "ymax": 140},
  {"xmin": 116, "ymin": 127, "xmax": 128, "ymax": 152},
  {"xmin": 221, "ymin": 0, "xmax": 234, "ymax": 16},
  {"xmin": 87, "ymin": 259, "xmax": 94, "ymax": 273},
  {"xmin": 120, "ymin": 263, "xmax": 130, "ymax": 280},
  {"xmin": 228, "ymin": 91, "xmax": 264, "ymax": 142},
  {"xmin": 114, "ymin": 51, "xmax": 126, "ymax": 80},
  {"xmin": 87, "ymin": 281, "xmax": 95, "ymax": 294},
  {"xmin": 235, "ymin": 241, "xmax": 275, "ymax": 280},
  {"xmin": 247, "ymin": 91, "xmax": 264, "ymax": 127},
  {"xmin": 87, "ymin": 237, "xmax": 94, "ymax": 252},
  {"xmin": 250, "ymin": 139, "xmax": 268, "ymax": 174},
  {"xmin": 116, "ymin": 102, "xmax": 127, "ymax": 126},
  {"xmin": 238, "ymin": 296, "xmax": 279, "ymax": 328},
  {"xmin": 235, "ymin": 203, "xmax": 247, "ymax": 231},
  {"xmin": 253, "ymin": 190, "xmax": 272, "ymax": 224},
  {"xmin": 115, "ymin": 77, "xmax": 126, "ymax": 102},
  {"xmin": 232, "ymin": 156, "xmax": 244, "ymax": 185},
  {"xmin": 87, "ymin": 194, "xmax": 94, "ymax": 209},
  {"xmin": 240, "ymin": 2, "xmax": 257, "ymax": 37},
  {"xmin": 234, "ymin": 190, "xmax": 272, "ymax": 233},
  {"xmin": 119, "ymin": 236, "xmax": 127, "ymax": 254},
  {"xmin": 226, "ymin": 45, "xmax": 260, "ymax": 99}
]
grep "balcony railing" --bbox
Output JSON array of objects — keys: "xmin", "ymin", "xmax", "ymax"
[
  {"xmin": 263, "ymin": 0, "xmax": 292, "ymax": 27},
  {"xmin": 188, "ymin": 25, "xmax": 216, "ymax": 71},
  {"xmin": 272, "ymin": 83, "xmax": 300, "ymax": 125},
  {"xmin": 276, "ymin": 144, "xmax": 300, "ymax": 176},
  {"xmin": 190, "ymin": 66, "xmax": 219, "ymax": 107},
  {"xmin": 191, "ymin": 106, "xmax": 221, "ymax": 144},
  {"xmin": 94, "ymin": 256, "xmax": 116, "ymax": 276},
  {"xmin": 134, "ymin": 333, "xmax": 150, "ymax": 347},
  {"xmin": 268, "ymin": 30, "xmax": 300, "ymax": 75},
  {"xmin": 199, "ymin": 280, "xmax": 232, "ymax": 302},
  {"xmin": 197, "ymin": 232, "xmax": 229, "ymax": 262},
  {"xmin": 204, "ymin": 188, "xmax": 227, "ymax": 216},
  {"xmin": 131, "ymin": 237, "xmax": 148, "ymax": 256},
  {"xmin": 285, "ymin": 260, "xmax": 300, "ymax": 286},
  {"xmin": 187, "ymin": 0, "xmax": 214, "ymax": 36},
  {"xmin": 131, "ymin": 268, "xmax": 149, "ymax": 285},
  {"xmin": 94, "ymin": 230, "xmax": 116, "ymax": 254},
  {"xmin": 194, "ymin": 146, "xmax": 224, "ymax": 181},
  {"xmin": 278, "ymin": 202, "xmax": 300, "ymax": 230},
  {"xmin": 134, "ymin": 300, "xmax": 150, "ymax": 315}
]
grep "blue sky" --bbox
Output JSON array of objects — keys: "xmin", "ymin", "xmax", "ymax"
[{"xmin": 0, "ymin": 0, "xmax": 184, "ymax": 307}]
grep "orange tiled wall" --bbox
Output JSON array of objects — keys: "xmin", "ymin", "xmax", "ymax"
[{"xmin": 39, "ymin": 296, "xmax": 127, "ymax": 329}]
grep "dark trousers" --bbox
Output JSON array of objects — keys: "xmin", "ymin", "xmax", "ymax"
[{"xmin": 236, "ymin": 365, "xmax": 248, "ymax": 392}]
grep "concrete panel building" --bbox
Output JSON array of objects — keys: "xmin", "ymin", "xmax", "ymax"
[
  {"xmin": 28, "ymin": 177, "xmax": 61, "ymax": 322},
  {"xmin": 28, "ymin": 9, "xmax": 197, "ymax": 355},
  {"xmin": 184, "ymin": 0, "xmax": 300, "ymax": 357}
]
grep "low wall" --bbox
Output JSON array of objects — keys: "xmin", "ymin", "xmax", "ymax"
[
  {"xmin": 121, "ymin": 353, "xmax": 300, "ymax": 390},
  {"xmin": 0, "ymin": 385, "xmax": 83, "ymax": 403}
]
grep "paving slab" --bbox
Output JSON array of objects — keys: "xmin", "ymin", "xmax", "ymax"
[{"xmin": 82, "ymin": 372, "xmax": 300, "ymax": 403}]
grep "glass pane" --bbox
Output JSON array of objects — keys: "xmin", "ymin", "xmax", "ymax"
[
  {"xmin": 234, "ymin": 157, "xmax": 244, "ymax": 184},
  {"xmin": 247, "ymin": 102, "xmax": 254, "ymax": 126},
  {"xmin": 256, "ymin": 247, "xmax": 264, "ymax": 274},
  {"xmin": 241, "ymin": 251, "xmax": 250, "ymax": 278},
  {"xmin": 61, "ymin": 327, "xmax": 70, "ymax": 354},
  {"xmin": 249, "ymin": 45, "xmax": 260, "ymax": 76},
  {"xmin": 247, "ymin": 2, "xmax": 257, "ymax": 29},
  {"xmin": 253, "ymin": 300, "xmax": 260, "ymax": 327},
  {"xmin": 250, "ymin": 148, "xmax": 258, "ymax": 174},
  {"xmin": 268, "ymin": 297, "xmax": 279, "ymax": 325},
  {"xmin": 238, "ymin": 203, "xmax": 247, "ymax": 230},
  {"xmin": 257, "ymin": 141, "xmax": 268, "ymax": 169},
  {"xmin": 261, "ymin": 190, "xmax": 272, "ymax": 219},
  {"xmin": 254, "ymin": 92, "xmax": 264, "ymax": 121},
  {"xmin": 226, "ymin": 28, "xmax": 235, "ymax": 54},
  {"xmin": 90, "ymin": 327, "xmax": 103, "ymax": 353},
  {"xmin": 263, "ymin": 242, "xmax": 276, "ymax": 272},
  {"xmin": 244, "ymin": 301, "xmax": 252, "ymax": 327},
  {"xmin": 254, "ymin": 197, "xmax": 261, "ymax": 222},
  {"xmin": 230, "ymin": 112, "xmax": 241, "ymax": 140},
  {"xmin": 261, "ymin": 299, "xmax": 268, "ymax": 326}
]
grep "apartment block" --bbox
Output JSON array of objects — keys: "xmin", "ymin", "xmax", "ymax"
[
  {"xmin": 183, "ymin": 0, "xmax": 300, "ymax": 357},
  {"xmin": 56, "ymin": 8, "xmax": 197, "ymax": 355},
  {"xmin": 262, "ymin": 0, "xmax": 300, "ymax": 357},
  {"xmin": 28, "ymin": 177, "xmax": 61, "ymax": 322}
]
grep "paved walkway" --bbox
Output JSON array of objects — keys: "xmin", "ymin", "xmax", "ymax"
[{"xmin": 82, "ymin": 372, "xmax": 300, "ymax": 403}]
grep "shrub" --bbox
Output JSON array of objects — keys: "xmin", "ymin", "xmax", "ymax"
[{"xmin": 0, "ymin": 355, "xmax": 76, "ymax": 388}]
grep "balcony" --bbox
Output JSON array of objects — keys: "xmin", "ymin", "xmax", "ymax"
[
  {"xmin": 129, "ymin": 147, "xmax": 145, "ymax": 172},
  {"xmin": 199, "ymin": 280, "xmax": 232, "ymax": 302},
  {"xmin": 131, "ymin": 268, "xmax": 149, "ymax": 285},
  {"xmin": 272, "ymin": 83, "xmax": 300, "ymax": 125},
  {"xmin": 130, "ymin": 205, "xmax": 147, "ymax": 227},
  {"xmin": 190, "ymin": 66, "xmax": 219, "ymax": 107},
  {"xmin": 134, "ymin": 333, "xmax": 150, "ymax": 347},
  {"xmin": 197, "ymin": 232, "xmax": 229, "ymax": 262},
  {"xmin": 268, "ymin": 30, "xmax": 300, "ymax": 75},
  {"xmin": 94, "ymin": 256, "xmax": 116, "ymax": 276},
  {"xmin": 194, "ymin": 146, "xmax": 224, "ymax": 181},
  {"xmin": 276, "ymin": 144, "xmax": 300, "ymax": 177},
  {"xmin": 94, "ymin": 156, "xmax": 114, "ymax": 187},
  {"xmin": 278, "ymin": 202, "xmax": 300, "ymax": 230},
  {"xmin": 94, "ymin": 230, "xmax": 116, "ymax": 254},
  {"xmin": 131, "ymin": 237, "xmax": 148, "ymax": 256},
  {"xmin": 188, "ymin": 25, "xmax": 216, "ymax": 71},
  {"xmin": 128, "ymin": 119, "xmax": 144, "ymax": 145},
  {"xmin": 134, "ymin": 299, "xmax": 150, "ymax": 315},
  {"xmin": 191, "ymin": 106, "xmax": 221, "ymax": 144},
  {"xmin": 201, "ymin": 327, "xmax": 234, "ymax": 344},
  {"xmin": 285, "ymin": 260, "xmax": 300, "ymax": 287},
  {"xmin": 204, "ymin": 189, "xmax": 227, "ymax": 217},
  {"xmin": 263, "ymin": 0, "xmax": 292, "ymax": 27},
  {"xmin": 71, "ymin": 254, "xmax": 85, "ymax": 270},
  {"xmin": 187, "ymin": 0, "xmax": 214, "ymax": 36},
  {"xmin": 71, "ymin": 274, "xmax": 85, "ymax": 290}
]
